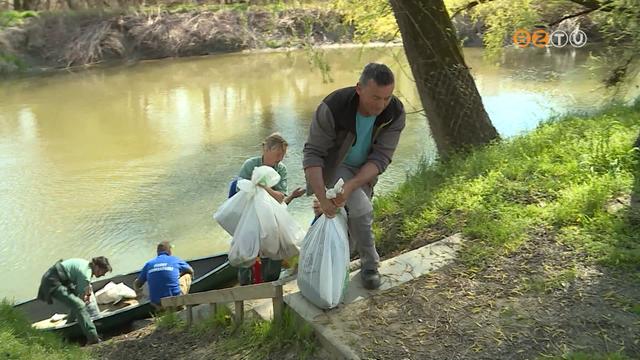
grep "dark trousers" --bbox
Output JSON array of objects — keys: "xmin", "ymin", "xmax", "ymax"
[{"xmin": 237, "ymin": 258, "xmax": 282, "ymax": 285}]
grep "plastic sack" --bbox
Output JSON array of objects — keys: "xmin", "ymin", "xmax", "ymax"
[
  {"xmin": 214, "ymin": 166, "xmax": 302, "ymax": 267},
  {"xmin": 214, "ymin": 166, "xmax": 281, "ymax": 235},
  {"xmin": 273, "ymin": 202, "xmax": 305, "ymax": 260},
  {"xmin": 227, "ymin": 196, "xmax": 261, "ymax": 267},
  {"xmin": 297, "ymin": 179, "xmax": 350, "ymax": 309},
  {"xmin": 95, "ymin": 282, "xmax": 137, "ymax": 305}
]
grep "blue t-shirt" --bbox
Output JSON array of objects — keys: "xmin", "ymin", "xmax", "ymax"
[
  {"xmin": 138, "ymin": 252, "xmax": 192, "ymax": 305},
  {"xmin": 343, "ymin": 113, "xmax": 376, "ymax": 168}
]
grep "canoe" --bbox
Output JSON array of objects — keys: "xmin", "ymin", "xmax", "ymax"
[{"xmin": 13, "ymin": 252, "xmax": 236, "ymax": 339}]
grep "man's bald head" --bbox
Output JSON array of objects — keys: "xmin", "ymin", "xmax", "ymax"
[{"xmin": 157, "ymin": 241, "xmax": 173, "ymax": 255}]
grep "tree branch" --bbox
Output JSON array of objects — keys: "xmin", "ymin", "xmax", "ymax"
[
  {"xmin": 548, "ymin": 7, "xmax": 599, "ymax": 27},
  {"xmin": 605, "ymin": 54, "xmax": 637, "ymax": 88},
  {"xmin": 451, "ymin": 0, "xmax": 612, "ymax": 20},
  {"xmin": 549, "ymin": 1, "xmax": 619, "ymax": 27},
  {"xmin": 566, "ymin": 0, "xmax": 602, "ymax": 10},
  {"xmin": 450, "ymin": 0, "xmax": 495, "ymax": 19}
]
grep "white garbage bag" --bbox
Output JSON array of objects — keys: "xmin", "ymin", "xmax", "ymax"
[
  {"xmin": 297, "ymin": 179, "xmax": 350, "ymax": 309},
  {"xmin": 274, "ymin": 202, "xmax": 305, "ymax": 260},
  {"xmin": 95, "ymin": 282, "xmax": 137, "ymax": 305},
  {"xmin": 214, "ymin": 166, "xmax": 280, "ymax": 235},
  {"xmin": 212, "ymin": 181, "xmax": 252, "ymax": 236},
  {"xmin": 253, "ymin": 181, "xmax": 280, "ymax": 258},
  {"xmin": 227, "ymin": 197, "xmax": 261, "ymax": 267},
  {"xmin": 214, "ymin": 166, "xmax": 302, "ymax": 267}
]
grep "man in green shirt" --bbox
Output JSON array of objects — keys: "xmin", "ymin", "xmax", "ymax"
[{"xmin": 37, "ymin": 256, "xmax": 112, "ymax": 344}]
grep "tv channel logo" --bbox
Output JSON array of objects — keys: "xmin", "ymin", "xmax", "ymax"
[{"xmin": 512, "ymin": 28, "xmax": 588, "ymax": 48}]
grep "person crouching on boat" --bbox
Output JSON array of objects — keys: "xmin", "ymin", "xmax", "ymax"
[
  {"xmin": 37, "ymin": 256, "xmax": 112, "ymax": 345},
  {"xmin": 133, "ymin": 241, "xmax": 194, "ymax": 310}
]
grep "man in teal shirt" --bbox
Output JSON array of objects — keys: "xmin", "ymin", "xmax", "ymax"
[
  {"xmin": 38, "ymin": 256, "xmax": 112, "ymax": 344},
  {"xmin": 303, "ymin": 63, "xmax": 406, "ymax": 290}
]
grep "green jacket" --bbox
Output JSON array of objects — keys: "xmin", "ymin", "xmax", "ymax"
[{"xmin": 37, "ymin": 259, "xmax": 92, "ymax": 304}]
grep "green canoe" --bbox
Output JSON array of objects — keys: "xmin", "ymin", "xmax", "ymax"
[{"xmin": 14, "ymin": 253, "xmax": 236, "ymax": 340}]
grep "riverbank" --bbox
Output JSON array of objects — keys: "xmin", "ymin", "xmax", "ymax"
[
  {"xmin": 362, "ymin": 101, "xmax": 640, "ymax": 359},
  {"xmin": 3, "ymin": 102, "xmax": 637, "ymax": 359},
  {"xmin": 91, "ymin": 102, "xmax": 639, "ymax": 359},
  {"xmin": 0, "ymin": 4, "xmax": 354, "ymax": 75}
]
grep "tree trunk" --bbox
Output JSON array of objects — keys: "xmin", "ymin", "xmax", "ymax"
[{"xmin": 389, "ymin": 0, "xmax": 499, "ymax": 158}]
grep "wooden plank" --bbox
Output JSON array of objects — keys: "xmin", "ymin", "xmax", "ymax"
[
  {"xmin": 234, "ymin": 301, "xmax": 244, "ymax": 324},
  {"xmin": 161, "ymin": 282, "xmax": 278, "ymax": 307},
  {"xmin": 272, "ymin": 284, "xmax": 284, "ymax": 323},
  {"xmin": 186, "ymin": 305, "xmax": 193, "ymax": 327},
  {"xmin": 272, "ymin": 274, "xmax": 297, "ymax": 286}
]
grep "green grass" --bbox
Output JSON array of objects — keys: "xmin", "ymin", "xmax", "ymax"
[
  {"xmin": 0, "ymin": 10, "xmax": 38, "ymax": 27},
  {"xmin": 154, "ymin": 305, "xmax": 316, "ymax": 358},
  {"xmin": 216, "ymin": 308, "xmax": 316, "ymax": 359},
  {"xmin": 190, "ymin": 305, "xmax": 233, "ymax": 335},
  {"xmin": 154, "ymin": 309, "xmax": 186, "ymax": 330},
  {"xmin": 374, "ymin": 102, "xmax": 640, "ymax": 270},
  {"xmin": 0, "ymin": 52, "xmax": 27, "ymax": 72},
  {"xmin": 0, "ymin": 300, "xmax": 88, "ymax": 360}
]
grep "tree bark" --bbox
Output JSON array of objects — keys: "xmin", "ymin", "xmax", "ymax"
[{"xmin": 389, "ymin": 0, "xmax": 499, "ymax": 158}]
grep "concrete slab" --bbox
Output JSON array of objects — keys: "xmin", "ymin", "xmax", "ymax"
[
  {"xmin": 251, "ymin": 234, "xmax": 464, "ymax": 359},
  {"xmin": 173, "ymin": 235, "xmax": 463, "ymax": 356}
]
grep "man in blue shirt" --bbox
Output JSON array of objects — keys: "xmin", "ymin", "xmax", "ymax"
[{"xmin": 134, "ymin": 241, "xmax": 194, "ymax": 308}]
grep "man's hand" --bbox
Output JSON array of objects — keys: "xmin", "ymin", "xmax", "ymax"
[
  {"xmin": 285, "ymin": 187, "xmax": 306, "ymax": 205},
  {"xmin": 312, "ymin": 197, "xmax": 322, "ymax": 216},
  {"xmin": 290, "ymin": 187, "xmax": 306, "ymax": 199},
  {"xmin": 83, "ymin": 293, "xmax": 91, "ymax": 304},
  {"xmin": 332, "ymin": 181, "xmax": 354, "ymax": 208},
  {"xmin": 319, "ymin": 197, "xmax": 338, "ymax": 218},
  {"xmin": 259, "ymin": 184, "xmax": 285, "ymax": 203},
  {"xmin": 133, "ymin": 279, "xmax": 144, "ymax": 297}
]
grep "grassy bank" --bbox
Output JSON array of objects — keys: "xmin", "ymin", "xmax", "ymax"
[
  {"xmin": 2, "ymin": 104, "xmax": 638, "ymax": 358},
  {"xmin": 1, "ymin": 299, "xmax": 318, "ymax": 360},
  {"xmin": 92, "ymin": 307, "xmax": 319, "ymax": 360},
  {"xmin": 374, "ymin": 102, "xmax": 640, "ymax": 272},
  {"xmin": 0, "ymin": 301, "xmax": 88, "ymax": 360}
]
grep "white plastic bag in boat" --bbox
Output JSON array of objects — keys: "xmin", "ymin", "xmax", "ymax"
[
  {"xmin": 95, "ymin": 282, "xmax": 137, "ymax": 305},
  {"xmin": 297, "ymin": 179, "xmax": 350, "ymax": 309}
]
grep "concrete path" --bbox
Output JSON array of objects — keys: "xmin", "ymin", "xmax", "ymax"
[{"xmin": 252, "ymin": 233, "xmax": 464, "ymax": 359}]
